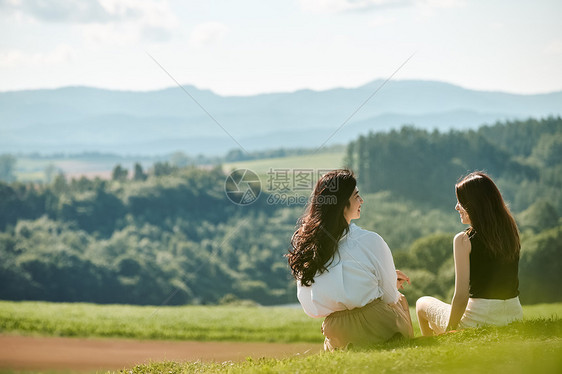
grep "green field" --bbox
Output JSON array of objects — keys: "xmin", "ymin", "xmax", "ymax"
[
  {"xmin": 13, "ymin": 155, "xmax": 155, "ymax": 182},
  {"xmin": 0, "ymin": 301, "xmax": 560, "ymax": 373},
  {"xmin": 222, "ymin": 151, "xmax": 346, "ymax": 200},
  {"xmin": 13, "ymin": 150, "xmax": 346, "ymax": 182},
  {"xmin": 0, "ymin": 301, "xmax": 560, "ymax": 343},
  {"xmin": 222, "ymin": 151, "xmax": 346, "ymax": 175},
  {"xmin": 0, "ymin": 301, "xmax": 322, "ymax": 343}
]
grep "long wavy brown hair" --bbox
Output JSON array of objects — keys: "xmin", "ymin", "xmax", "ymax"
[
  {"xmin": 287, "ymin": 169, "xmax": 357, "ymax": 286},
  {"xmin": 455, "ymin": 171, "xmax": 520, "ymax": 261}
]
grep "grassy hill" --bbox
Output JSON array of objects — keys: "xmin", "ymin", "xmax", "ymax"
[
  {"xmin": 1, "ymin": 301, "xmax": 560, "ymax": 343},
  {"xmin": 126, "ymin": 320, "xmax": 561, "ymax": 373},
  {"xmin": 0, "ymin": 301, "xmax": 560, "ymax": 373}
]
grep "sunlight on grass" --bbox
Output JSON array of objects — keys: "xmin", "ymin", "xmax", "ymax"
[
  {"xmin": 122, "ymin": 318, "xmax": 562, "ymax": 373},
  {"xmin": 1, "ymin": 301, "xmax": 560, "ymax": 344},
  {"xmin": 1, "ymin": 301, "xmax": 561, "ymax": 373},
  {"xmin": 0, "ymin": 301, "xmax": 323, "ymax": 343}
]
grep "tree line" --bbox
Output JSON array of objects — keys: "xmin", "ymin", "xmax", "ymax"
[
  {"xmin": 345, "ymin": 116, "xmax": 561, "ymax": 212},
  {"xmin": 0, "ymin": 117, "xmax": 560, "ymax": 305},
  {"xmin": 345, "ymin": 116, "xmax": 561, "ymax": 304},
  {"xmin": 0, "ymin": 165, "xmax": 296, "ymax": 305}
]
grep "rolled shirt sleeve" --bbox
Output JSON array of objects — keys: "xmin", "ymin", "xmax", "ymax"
[{"xmin": 369, "ymin": 235, "xmax": 400, "ymax": 304}]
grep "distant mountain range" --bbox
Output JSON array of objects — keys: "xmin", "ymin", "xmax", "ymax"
[{"xmin": 1, "ymin": 80, "xmax": 561, "ymax": 155}]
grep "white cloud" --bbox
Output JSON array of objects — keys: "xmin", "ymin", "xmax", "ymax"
[
  {"xmin": 544, "ymin": 40, "xmax": 562, "ymax": 56},
  {"xmin": 98, "ymin": 0, "xmax": 178, "ymax": 29},
  {"xmin": 368, "ymin": 15, "xmax": 397, "ymax": 27},
  {"xmin": 490, "ymin": 21, "xmax": 504, "ymax": 31},
  {"xmin": 97, "ymin": 0, "xmax": 142, "ymax": 19},
  {"xmin": 415, "ymin": 0, "xmax": 465, "ymax": 17},
  {"xmin": 333, "ymin": 34, "xmax": 349, "ymax": 43},
  {"xmin": 77, "ymin": 1, "xmax": 178, "ymax": 44},
  {"xmin": 188, "ymin": 22, "xmax": 230, "ymax": 48},
  {"xmin": 2, "ymin": 0, "xmax": 178, "ymax": 43},
  {"xmin": 0, "ymin": 0, "xmax": 175, "ymax": 24},
  {"xmin": 0, "ymin": 44, "xmax": 75, "ymax": 67},
  {"xmin": 141, "ymin": 25, "xmax": 172, "ymax": 42},
  {"xmin": 300, "ymin": 0, "xmax": 412, "ymax": 13},
  {"xmin": 44, "ymin": 44, "xmax": 75, "ymax": 63},
  {"xmin": 0, "ymin": 0, "xmax": 113, "ymax": 23},
  {"xmin": 299, "ymin": 0, "xmax": 464, "ymax": 13},
  {"xmin": 80, "ymin": 23, "xmax": 138, "ymax": 45},
  {"xmin": 423, "ymin": 0, "xmax": 465, "ymax": 8}
]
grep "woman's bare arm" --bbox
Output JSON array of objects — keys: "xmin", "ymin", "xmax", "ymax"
[{"xmin": 446, "ymin": 231, "xmax": 471, "ymax": 331}]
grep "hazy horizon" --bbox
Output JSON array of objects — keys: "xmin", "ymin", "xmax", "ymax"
[
  {"xmin": 2, "ymin": 78, "xmax": 562, "ymax": 97},
  {"xmin": 1, "ymin": 1, "xmax": 561, "ymax": 96}
]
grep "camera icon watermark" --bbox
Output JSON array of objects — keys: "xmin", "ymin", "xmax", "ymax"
[
  {"xmin": 224, "ymin": 169, "xmax": 262, "ymax": 206},
  {"xmin": 224, "ymin": 168, "xmax": 336, "ymax": 206}
]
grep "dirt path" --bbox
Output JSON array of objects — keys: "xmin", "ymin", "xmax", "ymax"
[{"xmin": 0, "ymin": 335, "xmax": 321, "ymax": 372}]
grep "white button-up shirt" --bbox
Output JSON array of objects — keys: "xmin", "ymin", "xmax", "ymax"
[{"xmin": 297, "ymin": 223, "xmax": 400, "ymax": 318}]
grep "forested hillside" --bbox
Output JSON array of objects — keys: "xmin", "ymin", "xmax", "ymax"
[
  {"xmin": 346, "ymin": 116, "xmax": 561, "ymax": 304},
  {"xmin": 0, "ymin": 166, "xmax": 296, "ymax": 305},
  {"xmin": 0, "ymin": 117, "xmax": 560, "ymax": 305},
  {"xmin": 345, "ymin": 116, "xmax": 561, "ymax": 211}
]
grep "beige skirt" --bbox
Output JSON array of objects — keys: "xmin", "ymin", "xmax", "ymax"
[{"xmin": 322, "ymin": 294, "xmax": 414, "ymax": 351}]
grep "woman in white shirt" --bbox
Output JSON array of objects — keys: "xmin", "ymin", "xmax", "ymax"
[{"xmin": 287, "ymin": 169, "xmax": 413, "ymax": 350}]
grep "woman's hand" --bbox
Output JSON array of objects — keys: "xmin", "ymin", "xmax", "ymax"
[{"xmin": 396, "ymin": 269, "xmax": 410, "ymax": 290}]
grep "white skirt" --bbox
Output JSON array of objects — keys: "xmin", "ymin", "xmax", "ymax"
[{"xmin": 421, "ymin": 296, "xmax": 523, "ymax": 335}]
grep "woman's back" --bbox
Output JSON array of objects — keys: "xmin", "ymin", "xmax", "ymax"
[
  {"xmin": 469, "ymin": 231, "xmax": 519, "ymax": 300},
  {"xmin": 289, "ymin": 169, "xmax": 413, "ymax": 350},
  {"xmin": 416, "ymin": 171, "xmax": 523, "ymax": 336},
  {"xmin": 297, "ymin": 224, "xmax": 399, "ymax": 318}
]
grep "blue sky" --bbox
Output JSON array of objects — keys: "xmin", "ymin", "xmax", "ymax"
[{"xmin": 1, "ymin": 0, "xmax": 561, "ymax": 95}]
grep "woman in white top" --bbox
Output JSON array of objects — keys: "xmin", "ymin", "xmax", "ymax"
[{"xmin": 287, "ymin": 169, "xmax": 413, "ymax": 350}]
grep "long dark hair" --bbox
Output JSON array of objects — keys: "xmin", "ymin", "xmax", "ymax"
[
  {"xmin": 287, "ymin": 169, "xmax": 357, "ymax": 286},
  {"xmin": 455, "ymin": 171, "xmax": 520, "ymax": 261}
]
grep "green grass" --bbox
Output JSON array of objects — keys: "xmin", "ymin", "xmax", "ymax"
[
  {"xmin": 1, "ymin": 301, "xmax": 560, "ymax": 373},
  {"xmin": 0, "ymin": 301, "xmax": 323, "ymax": 343},
  {"xmin": 123, "ymin": 319, "xmax": 562, "ymax": 373},
  {"xmin": 0, "ymin": 301, "xmax": 560, "ymax": 344}
]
